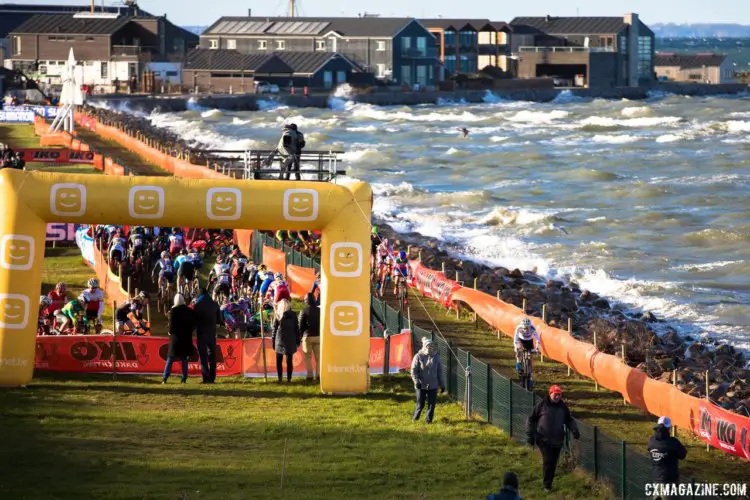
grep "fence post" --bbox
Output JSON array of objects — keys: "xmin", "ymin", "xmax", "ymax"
[
  {"xmin": 705, "ymin": 370, "xmax": 710, "ymax": 451},
  {"xmin": 593, "ymin": 331, "xmax": 599, "ymax": 391},
  {"xmin": 487, "ymin": 363, "xmax": 492, "ymax": 424},
  {"xmin": 465, "ymin": 352, "xmax": 472, "ymax": 420},
  {"xmin": 508, "ymin": 377, "xmax": 513, "ymax": 438},
  {"xmin": 593, "ymin": 426, "xmax": 599, "ymax": 480},
  {"xmin": 567, "ymin": 318, "xmax": 572, "ymax": 377},
  {"xmin": 620, "ymin": 440, "xmax": 627, "ymax": 499},
  {"xmin": 622, "ymin": 344, "xmax": 627, "ymax": 404},
  {"xmin": 446, "ymin": 341, "xmax": 453, "ymax": 395},
  {"xmin": 383, "ymin": 331, "xmax": 390, "ymax": 377},
  {"xmin": 111, "ymin": 300, "xmax": 118, "ymax": 381}
]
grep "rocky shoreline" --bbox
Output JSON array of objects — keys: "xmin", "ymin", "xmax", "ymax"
[
  {"xmin": 77, "ymin": 106, "xmax": 749, "ymax": 417},
  {"xmin": 378, "ymin": 223, "xmax": 750, "ymax": 417}
]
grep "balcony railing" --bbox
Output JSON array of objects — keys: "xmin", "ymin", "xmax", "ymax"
[
  {"xmin": 111, "ymin": 45, "xmax": 154, "ymax": 57},
  {"xmin": 519, "ymin": 46, "xmax": 615, "ymax": 53}
]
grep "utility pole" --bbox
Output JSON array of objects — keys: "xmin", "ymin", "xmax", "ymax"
[{"xmin": 289, "ymin": 0, "xmax": 296, "ymax": 17}]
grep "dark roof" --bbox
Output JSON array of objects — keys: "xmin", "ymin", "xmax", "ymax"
[
  {"xmin": 11, "ymin": 13, "xmax": 135, "ymax": 35},
  {"xmin": 491, "ymin": 21, "xmax": 510, "ymax": 32},
  {"xmin": 510, "ymin": 16, "xmax": 627, "ymax": 35},
  {"xmin": 184, "ymin": 48, "xmax": 361, "ymax": 75},
  {"xmin": 203, "ymin": 16, "xmax": 421, "ymax": 38},
  {"xmin": 0, "ymin": 3, "xmax": 149, "ymax": 37},
  {"xmin": 420, "ymin": 19, "xmax": 495, "ymax": 31},
  {"xmin": 654, "ymin": 53, "xmax": 727, "ymax": 69},
  {"xmin": 274, "ymin": 51, "xmax": 362, "ymax": 74}
]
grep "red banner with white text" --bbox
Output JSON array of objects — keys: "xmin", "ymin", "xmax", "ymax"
[
  {"xmin": 693, "ymin": 401, "xmax": 750, "ymax": 460},
  {"xmin": 409, "ymin": 262, "xmax": 462, "ymax": 308},
  {"xmin": 34, "ymin": 335, "xmax": 243, "ymax": 376},
  {"xmin": 15, "ymin": 148, "xmax": 95, "ymax": 164}
]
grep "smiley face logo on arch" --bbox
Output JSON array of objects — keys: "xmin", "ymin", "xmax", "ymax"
[
  {"xmin": 330, "ymin": 301, "xmax": 362, "ymax": 336},
  {"xmin": 207, "ymin": 188, "xmax": 242, "ymax": 221},
  {"xmin": 129, "ymin": 186, "xmax": 165, "ymax": 219},
  {"xmin": 0, "ymin": 235, "xmax": 35, "ymax": 271},
  {"xmin": 283, "ymin": 189, "xmax": 318, "ymax": 222},
  {"xmin": 330, "ymin": 242, "xmax": 362, "ymax": 278},
  {"xmin": 0, "ymin": 294, "xmax": 30, "ymax": 329},
  {"xmin": 50, "ymin": 183, "xmax": 86, "ymax": 217}
]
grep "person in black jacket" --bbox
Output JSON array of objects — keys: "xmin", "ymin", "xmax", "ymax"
[
  {"xmin": 648, "ymin": 416, "xmax": 687, "ymax": 493},
  {"xmin": 298, "ymin": 292, "xmax": 320, "ymax": 380},
  {"xmin": 162, "ymin": 294, "xmax": 195, "ymax": 384},
  {"xmin": 486, "ymin": 471, "xmax": 521, "ymax": 500},
  {"xmin": 191, "ymin": 289, "xmax": 221, "ymax": 384},
  {"xmin": 272, "ymin": 299, "xmax": 300, "ymax": 382},
  {"xmin": 526, "ymin": 385, "xmax": 579, "ymax": 492}
]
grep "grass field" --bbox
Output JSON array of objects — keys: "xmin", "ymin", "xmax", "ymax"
[
  {"xmin": 394, "ymin": 289, "xmax": 750, "ymax": 484},
  {"xmin": 0, "ymin": 373, "xmax": 612, "ymax": 500}
]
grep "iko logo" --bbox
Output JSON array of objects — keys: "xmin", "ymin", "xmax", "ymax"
[{"xmin": 0, "ymin": 235, "xmax": 35, "ymax": 271}]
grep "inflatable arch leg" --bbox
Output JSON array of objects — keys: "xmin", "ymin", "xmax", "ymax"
[{"xmin": 0, "ymin": 170, "xmax": 372, "ymax": 394}]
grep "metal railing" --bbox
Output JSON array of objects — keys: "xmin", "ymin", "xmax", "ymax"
[
  {"xmin": 254, "ymin": 231, "xmax": 709, "ymax": 500},
  {"xmin": 519, "ymin": 46, "xmax": 616, "ymax": 53},
  {"xmin": 111, "ymin": 45, "xmax": 143, "ymax": 57},
  {"xmin": 196, "ymin": 149, "xmax": 345, "ymax": 181},
  {"xmin": 401, "ymin": 47, "xmax": 439, "ymax": 58}
]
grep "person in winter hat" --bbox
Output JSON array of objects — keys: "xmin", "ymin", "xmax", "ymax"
[
  {"xmin": 648, "ymin": 416, "xmax": 687, "ymax": 492},
  {"xmin": 410, "ymin": 337, "xmax": 445, "ymax": 423},
  {"xmin": 486, "ymin": 472, "xmax": 522, "ymax": 500}
]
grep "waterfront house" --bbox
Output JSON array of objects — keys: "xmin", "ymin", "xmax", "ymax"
[
  {"xmin": 654, "ymin": 53, "xmax": 735, "ymax": 84},
  {"xmin": 182, "ymin": 48, "xmax": 364, "ymax": 92},
  {"xmin": 420, "ymin": 19, "xmax": 511, "ymax": 77},
  {"xmin": 199, "ymin": 16, "xmax": 440, "ymax": 87},
  {"xmin": 6, "ymin": 11, "xmax": 197, "ymax": 90},
  {"xmin": 509, "ymin": 13, "xmax": 655, "ymax": 88}
]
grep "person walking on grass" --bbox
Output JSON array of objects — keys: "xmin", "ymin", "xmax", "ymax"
[
  {"xmin": 648, "ymin": 416, "xmax": 687, "ymax": 499},
  {"xmin": 487, "ymin": 471, "xmax": 522, "ymax": 500},
  {"xmin": 410, "ymin": 337, "xmax": 445, "ymax": 424},
  {"xmin": 272, "ymin": 299, "xmax": 300, "ymax": 382},
  {"xmin": 526, "ymin": 385, "xmax": 580, "ymax": 492},
  {"xmin": 192, "ymin": 288, "xmax": 221, "ymax": 384},
  {"xmin": 162, "ymin": 294, "xmax": 195, "ymax": 384},
  {"xmin": 298, "ymin": 292, "xmax": 320, "ymax": 380}
]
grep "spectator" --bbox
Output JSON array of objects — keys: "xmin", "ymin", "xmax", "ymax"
[
  {"xmin": 410, "ymin": 337, "xmax": 445, "ymax": 424},
  {"xmin": 298, "ymin": 292, "xmax": 320, "ymax": 381},
  {"xmin": 163, "ymin": 294, "xmax": 195, "ymax": 384},
  {"xmin": 526, "ymin": 385, "xmax": 580, "ymax": 492},
  {"xmin": 648, "ymin": 416, "xmax": 687, "ymax": 493},
  {"xmin": 272, "ymin": 299, "xmax": 300, "ymax": 382},
  {"xmin": 486, "ymin": 472, "xmax": 521, "ymax": 500},
  {"xmin": 192, "ymin": 288, "xmax": 221, "ymax": 384}
]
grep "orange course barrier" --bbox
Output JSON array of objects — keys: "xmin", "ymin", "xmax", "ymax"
[
  {"xmin": 234, "ymin": 229, "xmax": 254, "ymax": 257},
  {"xmin": 410, "ymin": 261, "xmax": 750, "ymax": 460},
  {"xmin": 287, "ymin": 265, "xmax": 316, "ymax": 299},
  {"xmin": 263, "ymin": 245, "xmax": 286, "ymax": 275}
]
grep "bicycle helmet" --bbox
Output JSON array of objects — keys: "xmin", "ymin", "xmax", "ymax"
[
  {"xmin": 520, "ymin": 318, "xmax": 532, "ymax": 328},
  {"xmin": 55, "ymin": 282, "xmax": 67, "ymax": 294},
  {"xmin": 78, "ymin": 295, "xmax": 90, "ymax": 304},
  {"xmin": 136, "ymin": 291, "xmax": 149, "ymax": 301},
  {"xmin": 87, "ymin": 278, "xmax": 99, "ymax": 288},
  {"xmin": 371, "ymin": 227, "xmax": 379, "ymax": 235},
  {"xmin": 399, "ymin": 251, "xmax": 407, "ymax": 260},
  {"xmin": 40, "ymin": 295, "xmax": 52, "ymax": 307},
  {"xmin": 161, "ymin": 251, "xmax": 170, "ymax": 259},
  {"xmin": 275, "ymin": 272, "xmax": 284, "ymax": 280}
]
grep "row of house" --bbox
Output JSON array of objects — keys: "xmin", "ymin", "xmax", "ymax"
[{"xmin": 0, "ymin": 4, "xmax": 736, "ymax": 92}]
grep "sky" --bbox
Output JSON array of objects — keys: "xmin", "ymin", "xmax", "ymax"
[{"xmin": 20, "ymin": 0, "xmax": 750, "ymax": 26}]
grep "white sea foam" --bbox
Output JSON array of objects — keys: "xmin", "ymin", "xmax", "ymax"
[
  {"xmin": 591, "ymin": 134, "xmax": 640, "ymax": 144},
  {"xmin": 725, "ymin": 120, "xmax": 750, "ymax": 133},
  {"xmin": 502, "ymin": 109, "xmax": 570, "ymax": 124},
  {"xmin": 201, "ymin": 109, "xmax": 223, "ymax": 118},
  {"xmin": 670, "ymin": 260, "xmax": 744, "ymax": 272},
  {"xmin": 579, "ymin": 116, "xmax": 682, "ymax": 128},
  {"xmin": 621, "ymin": 106, "xmax": 651, "ymax": 117}
]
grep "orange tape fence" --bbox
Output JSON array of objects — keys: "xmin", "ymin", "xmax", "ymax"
[{"xmin": 406, "ymin": 261, "xmax": 750, "ymax": 459}]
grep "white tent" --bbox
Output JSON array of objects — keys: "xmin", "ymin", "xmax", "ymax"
[{"xmin": 49, "ymin": 48, "xmax": 85, "ymax": 133}]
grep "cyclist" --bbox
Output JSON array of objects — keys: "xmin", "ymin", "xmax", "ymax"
[
  {"xmin": 208, "ymin": 256, "xmax": 230, "ymax": 287},
  {"xmin": 46, "ymin": 282, "xmax": 68, "ymax": 317},
  {"xmin": 115, "ymin": 292, "xmax": 150, "ymax": 334},
  {"xmin": 221, "ymin": 298, "xmax": 250, "ymax": 338},
  {"xmin": 272, "ymin": 273, "xmax": 291, "ymax": 303},
  {"xmin": 392, "ymin": 250, "xmax": 411, "ymax": 295},
  {"xmin": 187, "ymin": 245, "xmax": 204, "ymax": 271},
  {"xmin": 168, "ymin": 227, "xmax": 184, "ymax": 256},
  {"xmin": 252, "ymin": 264, "xmax": 272, "ymax": 298},
  {"xmin": 81, "ymin": 278, "xmax": 105, "ymax": 334},
  {"xmin": 212, "ymin": 264, "xmax": 232, "ymax": 302},
  {"xmin": 175, "ymin": 249, "xmax": 196, "ymax": 295},
  {"xmin": 55, "ymin": 295, "xmax": 89, "ymax": 334},
  {"xmin": 514, "ymin": 318, "xmax": 541, "ymax": 387},
  {"xmin": 108, "ymin": 229, "xmax": 128, "ymax": 268},
  {"xmin": 370, "ymin": 227, "xmax": 380, "ymax": 266},
  {"xmin": 129, "ymin": 227, "xmax": 147, "ymax": 260},
  {"xmin": 38, "ymin": 296, "xmax": 53, "ymax": 335},
  {"xmin": 152, "ymin": 251, "xmax": 176, "ymax": 289}
]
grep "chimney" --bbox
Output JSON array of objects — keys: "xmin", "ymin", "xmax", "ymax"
[
  {"xmin": 545, "ymin": 15, "xmax": 551, "ymax": 22},
  {"xmin": 624, "ymin": 13, "xmax": 638, "ymax": 25},
  {"xmin": 91, "ymin": 0, "xmax": 95, "ymax": 13},
  {"xmin": 248, "ymin": 9, "xmax": 252, "ymax": 17}
]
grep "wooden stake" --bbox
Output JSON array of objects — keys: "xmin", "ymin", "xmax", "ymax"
[
  {"xmin": 706, "ymin": 370, "xmax": 710, "ymax": 451},
  {"xmin": 260, "ymin": 299, "xmax": 268, "ymax": 382},
  {"xmin": 567, "ymin": 319, "xmax": 572, "ymax": 376},
  {"xmin": 672, "ymin": 369, "xmax": 677, "ymax": 437},
  {"xmin": 542, "ymin": 304, "xmax": 546, "ymax": 324},
  {"xmin": 522, "ymin": 298, "xmax": 526, "ymax": 313},
  {"xmin": 622, "ymin": 344, "xmax": 627, "ymax": 404},
  {"xmin": 127, "ymin": 276, "xmax": 131, "ymax": 298},
  {"xmin": 111, "ymin": 301, "xmax": 117, "ymax": 381},
  {"xmin": 442, "ymin": 262, "xmax": 446, "ymax": 274},
  {"xmin": 473, "ymin": 277, "xmax": 478, "ymax": 290},
  {"xmin": 280, "ymin": 437, "xmax": 288, "ymax": 489},
  {"xmin": 146, "ymin": 302, "xmax": 151, "ymax": 325},
  {"xmin": 593, "ymin": 331, "xmax": 599, "ymax": 391},
  {"xmin": 419, "ymin": 249, "xmax": 422, "ymax": 262}
]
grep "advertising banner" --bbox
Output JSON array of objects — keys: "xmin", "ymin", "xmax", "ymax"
[
  {"xmin": 4, "ymin": 105, "xmax": 60, "ymax": 119},
  {"xmin": 694, "ymin": 401, "xmax": 750, "ymax": 460},
  {"xmin": 46, "ymin": 223, "xmax": 82, "ymax": 242},
  {"xmin": 15, "ymin": 148, "xmax": 95, "ymax": 164},
  {"xmin": 410, "ymin": 262, "xmax": 461, "ymax": 307},
  {"xmin": 34, "ymin": 335, "xmax": 243, "ymax": 376},
  {"xmin": 75, "ymin": 226, "xmax": 96, "ymax": 267},
  {"xmin": 0, "ymin": 110, "xmax": 35, "ymax": 123}
]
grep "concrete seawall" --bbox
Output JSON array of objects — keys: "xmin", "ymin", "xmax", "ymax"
[{"xmin": 90, "ymin": 82, "xmax": 748, "ymax": 113}]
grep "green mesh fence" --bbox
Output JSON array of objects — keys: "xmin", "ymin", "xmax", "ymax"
[
  {"xmin": 258, "ymin": 230, "xmax": 709, "ymax": 500},
  {"xmin": 470, "ymin": 355, "xmax": 490, "ymax": 421}
]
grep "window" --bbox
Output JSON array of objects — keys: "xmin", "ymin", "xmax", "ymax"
[
  {"xmin": 401, "ymin": 65, "xmax": 411, "ymax": 84},
  {"xmin": 619, "ymin": 35, "xmax": 628, "ymax": 54},
  {"xmin": 12, "ymin": 36, "xmax": 21, "ymax": 55},
  {"xmin": 86, "ymin": 36, "xmax": 95, "ymax": 41},
  {"xmin": 637, "ymin": 36, "xmax": 652, "ymax": 78},
  {"xmin": 459, "ymin": 30, "xmax": 476, "ymax": 47},
  {"xmin": 227, "ymin": 39, "xmax": 237, "ymax": 50},
  {"xmin": 316, "ymin": 40, "xmax": 326, "ymax": 51},
  {"xmin": 376, "ymin": 63, "xmax": 386, "ymax": 78},
  {"xmin": 460, "ymin": 55, "xmax": 476, "ymax": 73},
  {"xmin": 376, "ymin": 40, "xmax": 386, "ymax": 51},
  {"xmin": 444, "ymin": 30, "xmax": 456, "ymax": 47},
  {"xmin": 416, "ymin": 65, "xmax": 427, "ymax": 85},
  {"xmin": 84, "ymin": 61, "xmax": 94, "ymax": 66},
  {"xmin": 276, "ymin": 40, "xmax": 286, "ymax": 50},
  {"xmin": 688, "ymin": 73, "xmax": 702, "ymax": 80},
  {"xmin": 258, "ymin": 40, "xmax": 267, "ymax": 50},
  {"xmin": 336, "ymin": 70, "xmax": 347, "ymax": 83},
  {"xmin": 323, "ymin": 70, "xmax": 333, "ymax": 89},
  {"xmin": 445, "ymin": 54, "xmax": 457, "ymax": 73},
  {"xmin": 209, "ymin": 39, "xmax": 218, "ymax": 49},
  {"xmin": 416, "ymin": 37, "xmax": 427, "ymax": 56},
  {"xmin": 166, "ymin": 71, "xmax": 179, "ymax": 77},
  {"xmin": 101, "ymin": 62, "xmax": 108, "ymax": 79}
]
